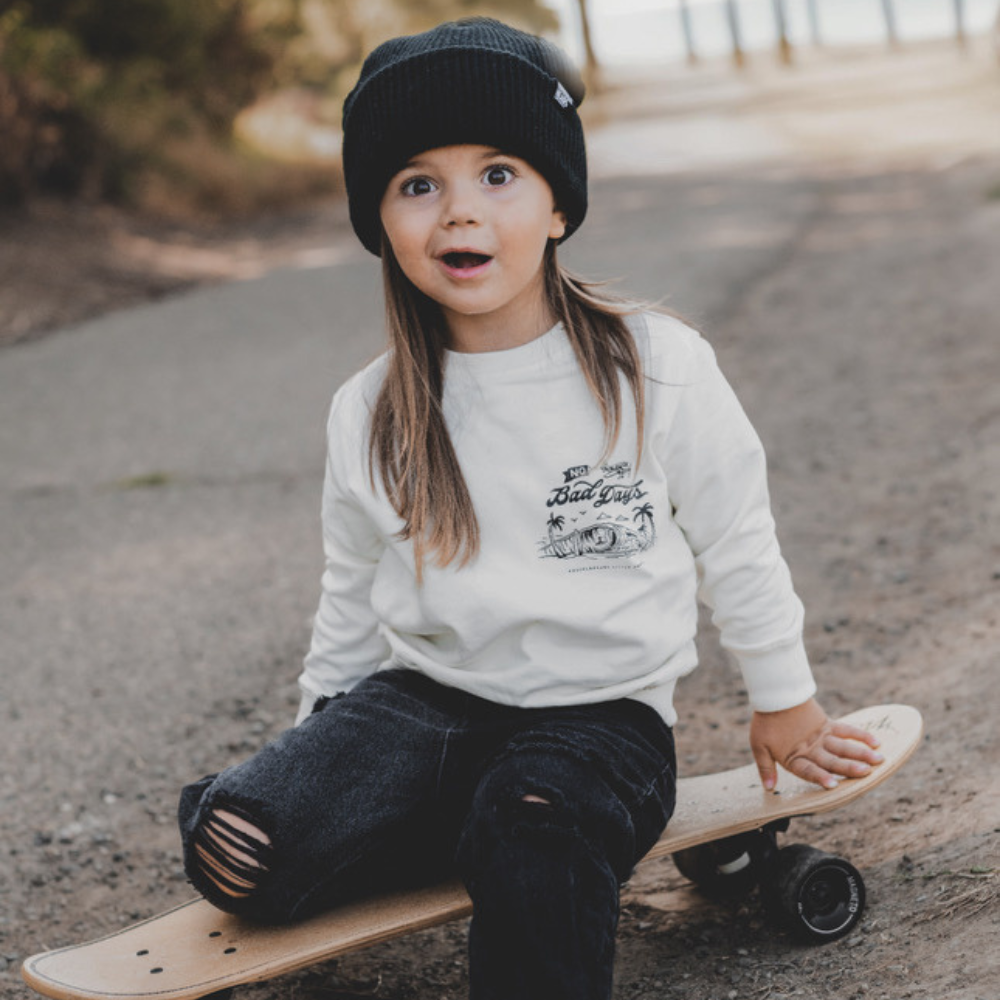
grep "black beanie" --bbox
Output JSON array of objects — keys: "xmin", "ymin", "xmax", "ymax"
[{"xmin": 342, "ymin": 17, "xmax": 587, "ymax": 256}]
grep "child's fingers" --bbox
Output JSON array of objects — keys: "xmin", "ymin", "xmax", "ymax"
[
  {"xmin": 784, "ymin": 754, "xmax": 840, "ymax": 790},
  {"xmin": 830, "ymin": 720, "xmax": 882, "ymax": 750},
  {"xmin": 751, "ymin": 745, "xmax": 779, "ymax": 791},
  {"xmin": 825, "ymin": 733, "xmax": 885, "ymax": 767},
  {"xmin": 792, "ymin": 735, "xmax": 884, "ymax": 787}
]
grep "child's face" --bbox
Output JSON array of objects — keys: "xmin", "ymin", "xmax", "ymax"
[{"xmin": 380, "ymin": 144, "xmax": 567, "ymax": 351}]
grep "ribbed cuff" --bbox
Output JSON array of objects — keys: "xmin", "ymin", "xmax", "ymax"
[{"xmin": 735, "ymin": 640, "xmax": 817, "ymax": 713}]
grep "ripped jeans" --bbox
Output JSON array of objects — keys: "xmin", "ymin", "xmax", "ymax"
[{"xmin": 178, "ymin": 668, "xmax": 676, "ymax": 1000}]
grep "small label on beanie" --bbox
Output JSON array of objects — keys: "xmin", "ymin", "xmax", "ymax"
[{"xmin": 553, "ymin": 82, "xmax": 574, "ymax": 109}]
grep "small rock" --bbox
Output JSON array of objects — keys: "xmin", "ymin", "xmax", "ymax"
[{"xmin": 57, "ymin": 822, "xmax": 85, "ymax": 844}]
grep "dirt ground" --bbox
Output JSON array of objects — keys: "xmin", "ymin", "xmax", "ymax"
[{"xmin": 4, "ymin": 42, "xmax": 999, "ymax": 1000}]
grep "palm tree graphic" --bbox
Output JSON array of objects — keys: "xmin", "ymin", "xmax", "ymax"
[
  {"xmin": 547, "ymin": 513, "xmax": 566, "ymax": 542},
  {"xmin": 632, "ymin": 503, "xmax": 655, "ymax": 546}
]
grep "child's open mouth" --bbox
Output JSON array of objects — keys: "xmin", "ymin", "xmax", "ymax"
[{"xmin": 440, "ymin": 251, "xmax": 493, "ymax": 274}]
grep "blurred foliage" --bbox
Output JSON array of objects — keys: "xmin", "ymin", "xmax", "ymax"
[
  {"xmin": 270, "ymin": 0, "xmax": 558, "ymax": 93},
  {"xmin": 0, "ymin": 0, "xmax": 559, "ymax": 217},
  {"xmin": 0, "ymin": 0, "xmax": 280, "ymax": 211}
]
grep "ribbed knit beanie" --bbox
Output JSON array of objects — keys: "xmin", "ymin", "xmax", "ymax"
[{"xmin": 342, "ymin": 17, "xmax": 587, "ymax": 256}]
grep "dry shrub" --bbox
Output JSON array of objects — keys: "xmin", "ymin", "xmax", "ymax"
[{"xmin": 131, "ymin": 124, "xmax": 341, "ymax": 221}]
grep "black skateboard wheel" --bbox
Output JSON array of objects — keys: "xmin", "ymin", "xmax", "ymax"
[
  {"xmin": 672, "ymin": 832, "xmax": 767, "ymax": 898},
  {"xmin": 766, "ymin": 843, "xmax": 866, "ymax": 942}
]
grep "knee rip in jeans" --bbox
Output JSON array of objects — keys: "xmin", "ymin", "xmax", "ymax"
[
  {"xmin": 192, "ymin": 803, "xmax": 273, "ymax": 900},
  {"xmin": 522, "ymin": 794, "xmax": 551, "ymax": 805},
  {"xmin": 504, "ymin": 788, "xmax": 583, "ymax": 847},
  {"xmin": 513, "ymin": 789, "xmax": 563, "ymax": 824}
]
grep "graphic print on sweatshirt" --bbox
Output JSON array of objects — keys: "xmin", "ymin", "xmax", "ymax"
[{"xmin": 539, "ymin": 460, "xmax": 655, "ymax": 569}]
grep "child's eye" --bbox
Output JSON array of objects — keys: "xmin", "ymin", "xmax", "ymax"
[
  {"xmin": 483, "ymin": 164, "xmax": 516, "ymax": 187},
  {"xmin": 401, "ymin": 176, "xmax": 436, "ymax": 197}
]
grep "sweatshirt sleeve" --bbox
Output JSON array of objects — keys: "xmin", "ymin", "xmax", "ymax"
[
  {"xmin": 659, "ymin": 331, "xmax": 817, "ymax": 712},
  {"xmin": 296, "ymin": 382, "xmax": 390, "ymax": 724}
]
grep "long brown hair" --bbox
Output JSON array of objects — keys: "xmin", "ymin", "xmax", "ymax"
[{"xmin": 369, "ymin": 237, "xmax": 645, "ymax": 580}]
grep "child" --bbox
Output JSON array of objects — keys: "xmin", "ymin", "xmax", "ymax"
[{"xmin": 178, "ymin": 18, "xmax": 883, "ymax": 1000}]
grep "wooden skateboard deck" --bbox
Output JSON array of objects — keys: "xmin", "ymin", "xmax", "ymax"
[{"xmin": 22, "ymin": 704, "xmax": 922, "ymax": 1000}]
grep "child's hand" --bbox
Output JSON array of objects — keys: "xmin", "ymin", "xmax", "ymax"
[{"xmin": 750, "ymin": 698, "xmax": 884, "ymax": 791}]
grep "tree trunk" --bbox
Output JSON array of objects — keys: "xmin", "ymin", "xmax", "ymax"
[
  {"xmin": 879, "ymin": 0, "xmax": 899, "ymax": 48},
  {"xmin": 805, "ymin": 0, "xmax": 822, "ymax": 46},
  {"xmin": 724, "ymin": 0, "xmax": 746, "ymax": 68},
  {"xmin": 574, "ymin": 0, "xmax": 601, "ymax": 85},
  {"xmin": 952, "ymin": 0, "xmax": 966, "ymax": 46},
  {"xmin": 995, "ymin": 2, "xmax": 1000, "ymax": 63},
  {"xmin": 772, "ymin": 0, "xmax": 793, "ymax": 65},
  {"xmin": 678, "ymin": 0, "xmax": 698, "ymax": 64}
]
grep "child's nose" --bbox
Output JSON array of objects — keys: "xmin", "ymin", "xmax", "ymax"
[{"xmin": 441, "ymin": 181, "xmax": 482, "ymax": 228}]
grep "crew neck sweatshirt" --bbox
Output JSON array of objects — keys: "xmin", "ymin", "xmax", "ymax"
[{"xmin": 297, "ymin": 312, "xmax": 816, "ymax": 726}]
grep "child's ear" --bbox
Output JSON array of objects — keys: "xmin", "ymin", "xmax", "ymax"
[{"xmin": 549, "ymin": 208, "xmax": 568, "ymax": 241}]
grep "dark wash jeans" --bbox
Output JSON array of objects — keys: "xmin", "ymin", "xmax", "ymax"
[{"xmin": 178, "ymin": 668, "xmax": 676, "ymax": 1000}]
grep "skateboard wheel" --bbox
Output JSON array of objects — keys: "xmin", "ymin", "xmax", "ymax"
[
  {"xmin": 672, "ymin": 834, "xmax": 761, "ymax": 898},
  {"xmin": 767, "ymin": 844, "xmax": 865, "ymax": 943}
]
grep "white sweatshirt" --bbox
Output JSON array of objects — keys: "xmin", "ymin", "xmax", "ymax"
[{"xmin": 296, "ymin": 312, "xmax": 816, "ymax": 726}]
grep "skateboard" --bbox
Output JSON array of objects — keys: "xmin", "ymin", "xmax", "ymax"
[{"xmin": 22, "ymin": 703, "xmax": 922, "ymax": 1000}]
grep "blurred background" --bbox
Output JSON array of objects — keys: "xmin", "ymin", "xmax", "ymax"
[
  {"xmin": 3, "ymin": 7, "xmax": 999, "ymax": 995},
  {"xmin": 1, "ymin": 0, "xmax": 998, "ymax": 344}
]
